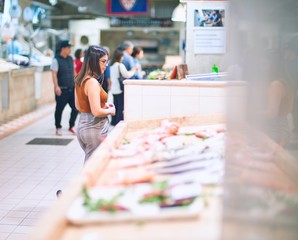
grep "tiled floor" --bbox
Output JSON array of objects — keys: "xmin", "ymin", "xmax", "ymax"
[{"xmin": 0, "ymin": 104, "xmax": 85, "ymax": 240}]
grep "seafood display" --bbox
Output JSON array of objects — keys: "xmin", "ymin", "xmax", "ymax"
[{"xmin": 67, "ymin": 120, "xmax": 225, "ymax": 224}]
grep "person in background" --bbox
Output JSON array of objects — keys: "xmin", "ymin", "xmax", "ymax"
[
  {"xmin": 75, "ymin": 45, "xmax": 115, "ymax": 162},
  {"xmin": 74, "ymin": 48, "xmax": 84, "ymax": 75},
  {"xmin": 110, "ymin": 49, "xmax": 138, "ymax": 126},
  {"xmin": 118, "ymin": 40, "xmax": 135, "ymax": 75},
  {"xmin": 97, "ymin": 46, "xmax": 111, "ymax": 93},
  {"xmin": 51, "ymin": 40, "xmax": 78, "ymax": 136},
  {"xmin": 263, "ymin": 50, "xmax": 294, "ymax": 147},
  {"xmin": 211, "ymin": 10, "xmax": 223, "ymax": 27},
  {"xmin": 283, "ymin": 40, "xmax": 298, "ymax": 140},
  {"xmin": 7, "ymin": 36, "xmax": 22, "ymax": 55},
  {"xmin": 131, "ymin": 46, "xmax": 145, "ymax": 79}
]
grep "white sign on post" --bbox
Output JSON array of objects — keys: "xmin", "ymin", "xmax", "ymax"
[{"xmin": 194, "ymin": 29, "xmax": 226, "ymax": 54}]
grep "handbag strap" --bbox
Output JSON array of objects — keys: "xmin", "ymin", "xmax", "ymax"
[{"xmin": 118, "ymin": 63, "xmax": 121, "ymax": 77}]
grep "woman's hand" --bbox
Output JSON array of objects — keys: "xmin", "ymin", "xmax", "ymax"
[
  {"xmin": 133, "ymin": 66, "xmax": 139, "ymax": 72},
  {"xmin": 108, "ymin": 103, "xmax": 116, "ymax": 116}
]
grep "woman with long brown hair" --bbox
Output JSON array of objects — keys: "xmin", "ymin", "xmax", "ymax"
[{"xmin": 75, "ymin": 45, "xmax": 116, "ymax": 162}]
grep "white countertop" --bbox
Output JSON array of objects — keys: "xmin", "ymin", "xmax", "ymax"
[{"xmin": 124, "ymin": 79, "xmax": 246, "ymax": 87}]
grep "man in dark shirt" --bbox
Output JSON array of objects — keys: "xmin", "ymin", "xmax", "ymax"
[{"xmin": 50, "ymin": 40, "xmax": 78, "ymax": 136}]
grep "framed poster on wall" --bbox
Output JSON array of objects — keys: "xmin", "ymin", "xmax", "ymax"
[
  {"xmin": 194, "ymin": 9, "xmax": 225, "ymax": 28},
  {"xmin": 188, "ymin": 1, "xmax": 227, "ymax": 54}
]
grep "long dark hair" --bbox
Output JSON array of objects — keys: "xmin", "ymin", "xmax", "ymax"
[
  {"xmin": 75, "ymin": 45, "xmax": 108, "ymax": 86},
  {"xmin": 111, "ymin": 49, "xmax": 123, "ymax": 65}
]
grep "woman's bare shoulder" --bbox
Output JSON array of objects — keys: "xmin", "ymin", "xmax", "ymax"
[
  {"xmin": 84, "ymin": 77, "xmax": 100, "ymax": 95},
  {"xmin": 84, "ymin": 77, "xmax": 99, "ymax": 86}
]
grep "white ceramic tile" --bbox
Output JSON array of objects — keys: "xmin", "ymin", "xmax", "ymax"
[
  {"xmin": 0, "ymin": 232, "xmax": 10, "ymax": 239},
  {"xmin": 0, "ymin": 210, "xmax": 9, "ymax": 218},
  {"xmin": 15, "ymin": 200, "xmax": 40, "ymax": 207},
  {"xmin": 20, "ymin": 218, "xmax": 39, "ymax": 226},
  {"xmin": 13, "ymin": 199, "xmax": 41, "ymax": 211},
  {"xmin": 21, "ymin": 193, "xmax": 45, "ymax": 201},
  {"xmin": 43, "ymin": 192, "xmax": 59, "ymax": 201},
  {"xmin": 124, "ymin": 95, "xmax": 142, "ymax": 121},
  {"xmin": 199, "ymin": 97, "xmax": 226, "ymax": 115},
  {"xmin": 6, "ymin": 233, "xmax": 27, "ymax": 240},
  {"xmin": 200, "ymin": 87, "xmax": 226, "ymax": 97},
  {"xmin": 0, "ymin": 224, "xmax": 17, "ymax": 233},
  {"xmin": 36, "ymin": 200, "xmax": 54, "ymax": 209},
  {"xmin": 11, "ymin": 187, "xmax": 35, "ymax": 195},
  {"xmin": 0, "ymin": 194, "xmax": 10, "ymax": 201},
  {"xmin": 0, "ymin": 217, "xmax": 24, "ymax": 225},
  {"xmin": 12, "ymin": 206, "xmax": 34, "ymax": 212},
  {"xmin": 5, "ymin": 193, "xmax": 27, "ymax": 200},
  {"xmin": 0, "ymin": 204, "xmax": 15, "ymax": 211},
  {"xmin": 26, "ymin": 211, "xmax": 43, "ymax": 219},
  {"xmin": 29, "ymin": 187, "xmax": 52, "ymax": 195},
  {"xmin": 13, "ymin": 225, "xmax": 34, "ymax": 234},
  {"xmin": 170, "ymin": 96, "xmax": 200, "ymax": 117},
  {"xmin": 142, "ymin": 96, "xmax": 171, "ymax": 120},
  {"xmin": 0, "ymin": 199, "xmax": 22, "ymax": 205},
  {"xmin": 142, "ymin": 86, "xmax": 171, "ymax": 96},
  {"xmin": 32, "ymin": 206, "xmax": 48, "ymax": 213},
  {"xmin": 171, "ymin": 86, "xmax": 200, "ymax": 96},
  {"xmin": 125, "ymin": 85, "xmax": 142, "ymax": 96},
  {"xmin": 5, "ymin": 211, "xmax": 30, "ymax": 218}
]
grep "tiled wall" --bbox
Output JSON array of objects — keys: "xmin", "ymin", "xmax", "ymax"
[
  {"xmin": 0, "ymin": 68, "xmax": 54, "ymax": 123},
  {"xmin": 0, "ymin": 69, "xmax": 37, "ymax": 122},
  {"xmin": 35, "ymin": 70, "xmax": 55, "ymax": 105},
  {"xmin": 124, "ymin": 83, "xmax": 245, "ymax": 121}
]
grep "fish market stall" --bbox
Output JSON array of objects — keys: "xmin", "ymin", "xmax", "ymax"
[
  {"xmin": 29, "ymin": 114, "xmax": 298, "ymax": 240},
  {"xmin": 29, "ymin": 115, "xmax": 225, "ymax": 240}
]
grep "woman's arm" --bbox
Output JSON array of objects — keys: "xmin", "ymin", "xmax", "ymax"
[
  {"xmin": 120, "ymin": 63, "xmax": 138, "ymax": 78},
  {"xmin": 85, "ymin": 78, "xmax": 115, "ymax": 117},
  {"xmin": 75, "ymin": 88, "xmax": 80, "ymax": 111}
]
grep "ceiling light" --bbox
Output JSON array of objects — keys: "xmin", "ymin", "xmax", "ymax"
[
  {"xmin": 78, "ymin": 6, "xmax": 87, "ymax": 12},
  {"xmin": 171, "ymin": 3, "xmax": 186, "ymax": 22},
  {"xmin": 49, "ymin": 0, "xmax": 57, "ymax": 6}
]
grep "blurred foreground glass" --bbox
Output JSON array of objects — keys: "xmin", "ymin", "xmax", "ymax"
[{"xmin": 223, "ymin": 0, "xmax": 298, "ymax": 239}]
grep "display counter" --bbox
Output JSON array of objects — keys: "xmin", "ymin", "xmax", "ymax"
[
  {"xmin": 124, "ymin": 79, "xmax": 246, "ymax": 122},
  {"xmin": 0, "ymin": 67, "xmax": 37, "ymax": 122},
  {"xmin": 29, "ymin": 112, "xmax": 298, "ymax": 240},
  {"xmin": 29, "ymin": 114, "xmax": 225, "ymax": 240},
  {"xmin": 0, "ymin": 65, "xmax": 54, "ymax": 123}
]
